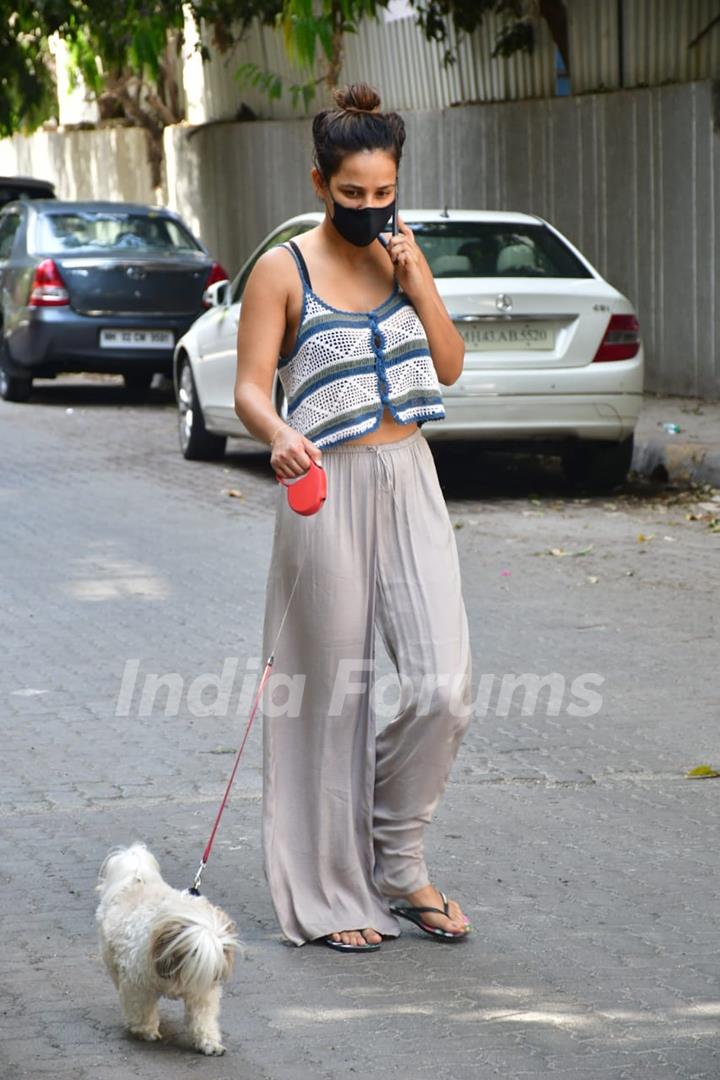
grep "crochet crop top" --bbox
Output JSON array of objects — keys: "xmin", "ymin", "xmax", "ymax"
[{"xmin": 276, "ymin": 240, "xmax": 446, "ymax": 449}]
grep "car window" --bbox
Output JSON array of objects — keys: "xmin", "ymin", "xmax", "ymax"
[
  {"xmin": 409, "ymin": 222, "xmax": 592, "ymax": 278},
  {"xmin": 231, "ymin": 223, "xmax": 315, "ymax": 302},
  {"xmin": 0, "ymin": 211, "xmax": 21, "ymax": 259},
  {"xmin": 34, "ymin": 210, "xmax": 201, "ymax": 255}
]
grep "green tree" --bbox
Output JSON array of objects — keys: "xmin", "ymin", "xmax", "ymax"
[
  {"xmin": 0, "ymin": 0, "xmax": 281, "ymax": 184},
  {"xmin": 0, "ymin": 1, "xmax": 66, "ymax": 137},
  {"xmin": 0, "ymin": 0, "xmax": 568, "ymax": 184}
]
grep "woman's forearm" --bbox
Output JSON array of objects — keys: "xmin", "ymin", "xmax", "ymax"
[
  {"xmin": 234, "ymin": 383, "xmax": 288, "ymax": 447},
  {"xmin": 413, "ymin": 290, "xmax": 465, "ymax": 386}
]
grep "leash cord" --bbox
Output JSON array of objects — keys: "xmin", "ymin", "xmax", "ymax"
[{"xmin": 189, "ymin": 541, "xmax": 311, "ymax": 895}]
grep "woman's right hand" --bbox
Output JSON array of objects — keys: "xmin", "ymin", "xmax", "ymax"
[{"xmin": 271, "ymin": 425, "xmax": 323, "ymax": 479}]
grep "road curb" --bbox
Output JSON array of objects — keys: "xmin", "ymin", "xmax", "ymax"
[{"xmin": 632, "ymin": 437, "xmax": 720, "ymax": 488}]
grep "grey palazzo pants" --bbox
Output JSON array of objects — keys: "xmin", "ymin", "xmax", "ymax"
[{"xmin": 260, "ymin": 428, "xmax": 473, "ymax": 946}]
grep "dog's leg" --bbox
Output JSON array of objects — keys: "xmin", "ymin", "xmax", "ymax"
[
  {"xmin": 184, "ymin": 986, "xmax": 225, "ymax": 1055},
  {"xmin": 118, "ymin": 981, "xmax": 161, "ymax": 1042}
]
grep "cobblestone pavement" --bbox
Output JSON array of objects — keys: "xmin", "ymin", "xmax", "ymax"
[{"xmin": 2, "ymin": 376, "xmax": 719, "ymax": 1080}]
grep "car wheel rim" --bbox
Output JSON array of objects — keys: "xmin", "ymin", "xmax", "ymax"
[{"xmin": 178, "ymin": 363, "xmax": 194, "ymax": 449}]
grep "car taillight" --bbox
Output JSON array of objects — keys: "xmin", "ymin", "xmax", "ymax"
[
  {"xmin": 28, "ymin": 259, "xmax": 70, "ymax": 307},
  {"xmin": 592, "ymin": 314, "xmax": 641, "ymax": 362},
  {"xmin": 202, "ymin": 262, "xmax": 229, "ymax": 307}
]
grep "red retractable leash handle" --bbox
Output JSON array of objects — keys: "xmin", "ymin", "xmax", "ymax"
[
  {"xmin": 276, "ymin": 459, "xmax": 327, "ymax": 516},
  {"xmin": 188, "ymin": 457, "xmax": 327, "ymax": 895}
]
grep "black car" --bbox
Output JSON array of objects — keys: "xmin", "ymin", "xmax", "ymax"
[
  {"xmin": 0, "ymin": 176, "xmax": 56, "ymax": 210},
  {"xmin": 0, "ymin": 200, "xmax": 228, "ymax": 401}
]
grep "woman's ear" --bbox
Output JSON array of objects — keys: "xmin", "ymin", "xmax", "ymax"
[{"xmin": 311, "ymin": 166, "xmax": 328, "ymax": 202}]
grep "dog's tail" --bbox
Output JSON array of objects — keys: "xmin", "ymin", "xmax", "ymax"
[{"xmin": 150, "ymin": 905, "xmax": 239, "ymax": 995}]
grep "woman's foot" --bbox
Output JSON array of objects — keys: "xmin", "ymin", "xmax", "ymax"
[
  {"xmin": 327, "ymin": 927, "xmax": 383, "ymax": 947},
  {"xmin": 397, "ymin": 884, "xmax": 469, "ymax": 935}
]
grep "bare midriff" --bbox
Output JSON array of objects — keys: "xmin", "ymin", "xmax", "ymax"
[{"xmin": 350, "ymin": 409, "xmax": 419, "ymax": 446}]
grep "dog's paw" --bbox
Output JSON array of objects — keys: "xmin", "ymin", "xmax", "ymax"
[
  {"xmin": 129, "ymin": 1025, "xmax": 161, "ymax": 1042},
  {"xmin": 194, "ymin": 1038, "xmax": 226, "ymax": 1056}
]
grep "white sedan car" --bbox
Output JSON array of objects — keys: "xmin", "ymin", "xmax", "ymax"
[{"xmin": 173, "ymin": 210, "xmax": 643, "ymax": 490}]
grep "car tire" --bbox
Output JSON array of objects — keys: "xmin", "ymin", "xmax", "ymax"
[
  {"xmin": 562, "ymin": 434, "xmax": 635, "ymax": 492},
  {"xmin": 0, "ymin": 355, "xmax": 32, "ymax": 403},
  {"xmin": 177, "ymin": 355, "xmax": 226, "ymax": 461}
]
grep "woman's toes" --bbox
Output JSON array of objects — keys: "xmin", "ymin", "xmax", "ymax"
[{"xmin": 328, "ymin": 928, "xmax": 382, "ymax": 946}]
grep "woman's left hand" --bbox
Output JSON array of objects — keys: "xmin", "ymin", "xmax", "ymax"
[{"xmin": 383, "ymin": 217, "xmax": 432, "ymax": 302}]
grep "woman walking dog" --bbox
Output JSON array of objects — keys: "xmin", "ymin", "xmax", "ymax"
[{"xmin": 234, "ymin": 83, "xmax": 474, "ymax": 951}]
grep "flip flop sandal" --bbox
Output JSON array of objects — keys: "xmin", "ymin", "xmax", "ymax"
[
  {"xmin": 324, "ymin": 934, "xmax": 382, "ymax": 952},
  {"xmin": 390, "ymin": 890, "xmax": 471, "ymax": 941}
]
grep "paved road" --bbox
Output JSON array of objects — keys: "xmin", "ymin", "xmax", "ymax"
[{"xmin": 2, "ymin": 376, "xmax": 719, "ymax": 1079}]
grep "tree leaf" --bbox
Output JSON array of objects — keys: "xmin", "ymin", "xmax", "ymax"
[{"xmin": 686, "ymin": 764, "xmax": 720, "ymax": 779}]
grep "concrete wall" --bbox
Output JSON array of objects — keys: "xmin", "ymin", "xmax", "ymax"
[
  {"xmin": 0, "ymin": 126, "xmax": 155, "ymax": 204},
  {"xmin": 2, "ymin": 80, "xmax": 718, "ymax": 397}
]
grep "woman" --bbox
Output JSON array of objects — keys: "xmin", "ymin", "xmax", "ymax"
[{"xmin": 234, "ymin": 83, "xmax": 474, "ymax": 951}]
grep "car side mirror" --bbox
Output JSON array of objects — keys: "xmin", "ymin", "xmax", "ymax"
[{"xmin": 202, "ymin": 279, "xmax": 231, "ymax": 308}]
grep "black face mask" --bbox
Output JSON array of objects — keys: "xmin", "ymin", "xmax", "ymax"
[{"xmin": 329, "ymin": 197, "xmax": 396, "ymax": 247}]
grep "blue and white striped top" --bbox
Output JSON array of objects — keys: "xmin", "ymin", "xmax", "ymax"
[{"xmin": 277, "ymin": 240, "xmax": 446, "ymax": 449}]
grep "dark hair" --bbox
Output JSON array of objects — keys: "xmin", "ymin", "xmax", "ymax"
[{"xmin": 312, "ymin": 83, "xmax": 406, "ymax": 181}]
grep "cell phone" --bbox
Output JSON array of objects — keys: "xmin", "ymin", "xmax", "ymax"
[{"xmin": 391, "ymin": 189, "xmax": 399, "ymax": 236}]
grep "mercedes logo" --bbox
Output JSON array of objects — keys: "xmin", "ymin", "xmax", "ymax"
[{"xmin": 496, "ymin": 293, "xmax": 513, "ymax": 312}]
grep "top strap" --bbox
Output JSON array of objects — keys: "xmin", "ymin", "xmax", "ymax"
[{"xmin": 285, "ymin": 240, "xmax": 312, "ymax": 290}]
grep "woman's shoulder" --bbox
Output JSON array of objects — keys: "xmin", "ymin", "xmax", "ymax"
[{"xmin": 247, "ymin": 241, "xmax": 306, "ymax": 298}]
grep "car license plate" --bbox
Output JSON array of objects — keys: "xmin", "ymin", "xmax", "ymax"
[
  {"xmin": 100, "ymin": 329, "xmax": 173, "ymax": 349},
  {"xmin": 458, "ymin": 321, "xmax": 555, "ymax": 351}
]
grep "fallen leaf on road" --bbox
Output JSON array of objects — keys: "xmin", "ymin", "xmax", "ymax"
[
  {"xmin": 544, "ymin": 545, "xmax": 594, "ymax": 557},
  {"xmin": 586, "ymin": 576, "xmax": 599, "ymax": 584},
  {"xmin": 223, "ymin": 488, "xmax": 244, "ymax": 499},
  {"xmin": 686, "ymin": 764, "xmax": 720, "ymax": 779},
  {"xmin": 636, "ymin": 533, "xmax": 655, "ymax": 542}
]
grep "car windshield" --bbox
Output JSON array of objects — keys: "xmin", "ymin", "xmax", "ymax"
[
  {"xmin": 35, "ymin": 211, "xmax": 200, "ymax": 255},
  {"xmin": 410, "ymin": 222, "xmax": 592, "ymax": 278}
]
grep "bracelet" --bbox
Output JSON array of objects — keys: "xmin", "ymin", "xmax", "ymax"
[{"xmin": 269, "ymin": 425, "xmax": 285, "ymax": 449}]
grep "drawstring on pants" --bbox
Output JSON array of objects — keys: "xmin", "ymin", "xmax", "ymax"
[{"xmin": 371, "ymin": 446, "xmax": 402, "ymax": 512}]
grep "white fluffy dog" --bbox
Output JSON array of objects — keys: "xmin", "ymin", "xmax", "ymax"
[{"xmin": 96, "ymin": 842, "xmax": 241, "ymax": 1055}]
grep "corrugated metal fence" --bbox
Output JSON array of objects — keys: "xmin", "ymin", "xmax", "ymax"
[
  {"xmin": 186, "ymin": 0, "xmax": 720, "ymax": 123},
  {"xmin": 569, "ymin": 0, "xmax": 720, "ymax": 93},
  {"xmin": 184, "ymin": 9, "xmax": 557, "ymax": 124}
]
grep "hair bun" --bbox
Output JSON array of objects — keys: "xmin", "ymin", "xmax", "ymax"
[{"xmin": 333, "ymin": 83, "xmax": 382, "ymax": 114}]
